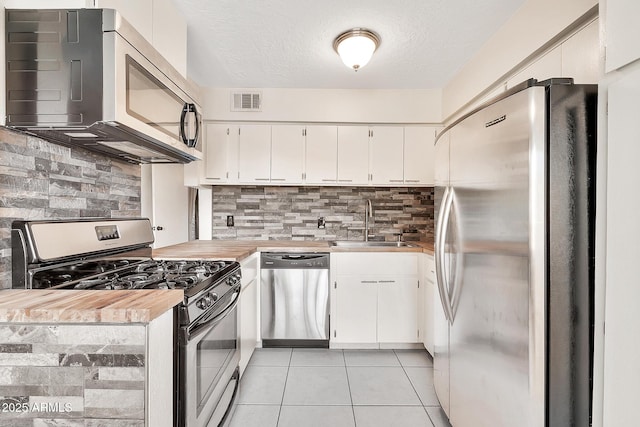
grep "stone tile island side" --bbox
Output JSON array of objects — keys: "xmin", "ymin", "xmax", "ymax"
[{"xmin": 0, "ymin": 290, "xmax": 181, "ymax": 427}]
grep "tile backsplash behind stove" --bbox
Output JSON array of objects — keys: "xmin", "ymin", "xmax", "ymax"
[
  {"xmin": 0, "ymin": 128, "xmax": 142, "ymax": 289},
  {"xmin": 211, "ymin": 186, "xmax": 434, "ymax": 241}
]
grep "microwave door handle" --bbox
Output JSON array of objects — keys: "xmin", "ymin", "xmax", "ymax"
[
  {"xmin": 191, "ymin": 104, "xmax": 200, "ymax": 148},
  {"xmin": 180, "ymin": 103, "xmax": 189, "ymax": 146},
  {"xmin": 180, "ymin": 103, "xmax": 199, "ymax": 147}
]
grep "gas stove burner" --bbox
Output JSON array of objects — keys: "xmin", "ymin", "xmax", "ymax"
[
  {"xmin": 117, "ymin": 272, "xmax": 166, "ymax": 289},
  {"xmin": 166, "ymin": 273, "xmax": 199, "ymax": 288},
  {"xmin": 74, "ymin": 278, "xmax": 116, "ymax": 290},
  {"xmin": 136, "ymin": 261, "xmax": 165, "ymax": 274}
]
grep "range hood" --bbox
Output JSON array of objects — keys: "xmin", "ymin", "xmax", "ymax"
[{"xmin": 4, "ymin": 8, "xmax": 203, "ymax": 164}]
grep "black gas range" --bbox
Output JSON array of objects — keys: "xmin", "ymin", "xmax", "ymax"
[{"xmin": 11, "ymin": 218, "xmax": 242, "ymax": 427}]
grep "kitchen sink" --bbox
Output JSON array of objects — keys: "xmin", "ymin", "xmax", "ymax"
[{"xmin": 329, "ymin": 241, "xmax": 420, "ymax": 248}]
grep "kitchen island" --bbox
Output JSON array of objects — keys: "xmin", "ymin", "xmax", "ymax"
[{"xmin": 0, "ymin": 289, "xmax": 182, "ymax": 427}]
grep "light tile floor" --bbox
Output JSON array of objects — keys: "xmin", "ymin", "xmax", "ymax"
[{"xmin": 225, "ymin": 348, "xmax": 453, "ymax": 427}]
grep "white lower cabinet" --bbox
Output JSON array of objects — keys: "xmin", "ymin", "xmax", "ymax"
[
  {"xmin": 330, "ymin": 252, "xmax": 419, "ymax": 347},
  {"xmin": 239, "ymin": 253, "xmax": 259, "ymax": 375},
  {"xmin": 421, "ymin": 254, "xmax": 435, "ymax": 355},
  {"xmin": 333, "ymin": 277, "xmax": 378, "ymax": 344},
  {"xmin": 378, "ymin": 277, "xmax": 419, "ymax": 343}
]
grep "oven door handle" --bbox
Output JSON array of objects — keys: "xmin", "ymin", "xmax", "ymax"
[{"xmin": 186, "ymin": 288, "xmax": 239, "ymax": 342}]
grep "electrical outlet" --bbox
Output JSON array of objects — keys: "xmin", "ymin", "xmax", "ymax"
[
  {"xmin": 317, "ymin": 217, "xmax": 326, "ymax": 229},
  {"xmin": 227, "ymin": 215, "xmax": 234, "ymax": 227}
]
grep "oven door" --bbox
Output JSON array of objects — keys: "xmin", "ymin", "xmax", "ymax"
[{"xmin": 178, "ymin": 288, "xmax": 240, "ymax": 427}]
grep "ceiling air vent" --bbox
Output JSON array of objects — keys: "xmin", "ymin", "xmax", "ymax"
[{"xmin": 231, "ymin": 92, "xmax": 261, "ymax": 112}]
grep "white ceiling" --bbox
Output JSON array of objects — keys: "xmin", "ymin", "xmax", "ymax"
[{"xmin": 174, "ymin": 0, "xmax": 526, "ymax": 90}]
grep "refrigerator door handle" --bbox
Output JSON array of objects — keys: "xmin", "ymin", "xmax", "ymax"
[
  {"xmin": 435, "ymin": 186, "xmax": 455, "ymax": 323},
  {"xmin": 448, "ymin": 189, "xmax": 464, "ymax": 322}
]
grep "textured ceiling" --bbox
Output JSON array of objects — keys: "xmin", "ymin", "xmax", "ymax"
[{"xmin": 174, "ymin": 0, "xmax": 525, "ymax": 90}]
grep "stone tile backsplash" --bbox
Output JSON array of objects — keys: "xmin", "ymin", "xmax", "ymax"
[
  {"xmin": 211, "ymin": 186, "xmax": 434, "ymax": 242},
  {"xmin": 0, "ymin": 128, "xmax": 142, "ymax": 289},
  {"xmin": 0, "ymin": 324, "xmax": 146, "ymax": 425}
]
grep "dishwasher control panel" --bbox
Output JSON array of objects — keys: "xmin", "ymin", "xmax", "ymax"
[{"xmin": 261, "ymin": 252, "xmax": 330, "ymax": 269}]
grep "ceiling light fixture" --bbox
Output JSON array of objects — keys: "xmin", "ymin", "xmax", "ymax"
[{"xmin": 333, "ymin": 28, "xmax": 380, "ymax": 72}]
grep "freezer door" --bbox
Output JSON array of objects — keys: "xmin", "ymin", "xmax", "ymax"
[
  {"xmin": 433, "ymin": 130, "xmax": 451, "ymax": 417},
  {"xmin": 448, "ymin": 86, "xmax": 547, "ymax": 427}
]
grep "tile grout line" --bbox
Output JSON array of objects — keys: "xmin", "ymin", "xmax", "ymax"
[
  {"xmin": 394, "ymin": 349, "xmax": 439, "ymax": 427},
  {"xmin": 275, "ymin": 348, "xmax": 293, "ymax": 427},
  {"xmin": 341, "ymin": 349, "xmax": 359, "ymax": 427}
]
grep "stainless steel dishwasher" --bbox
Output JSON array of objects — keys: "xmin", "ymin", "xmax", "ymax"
[{"xmin": 260, "ymin": 252, "xmax": 330, "ymax": 348}]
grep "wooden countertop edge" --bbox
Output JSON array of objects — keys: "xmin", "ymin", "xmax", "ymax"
[
  {"xmin": 153, "ymin": 240, "xmax": 435, "ymax": 260},
  {"xmin": 0, "ymin": 289, "xmax": 184, "ymax": 324}
]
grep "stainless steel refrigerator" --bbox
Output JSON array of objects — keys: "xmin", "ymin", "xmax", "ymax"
[{"xmin": 434, "ymin": 78, "xmax": 596, "ymax": 427}]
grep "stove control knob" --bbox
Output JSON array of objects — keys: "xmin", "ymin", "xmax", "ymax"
[
  {"xmin": 211, "ymin": 293, "xmax": 219, "ymax": 303},
  {"xmin": 196, "ymin": 298, "xmax": 207, "ymax": 310}
]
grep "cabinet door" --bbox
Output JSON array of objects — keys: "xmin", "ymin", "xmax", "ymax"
[
  {"xmin": 239, "ymin": 277, "xmax": 257, "ymax": 375},
  {"xmin": 141, "ymin": 164, "xmax": 188, "ymax": 249},
  {"xmin": 95, "ymin": 0, "xmax": 153, "ymax": 42},
  {"xmin": 305, "ymin": 125, "xmax": 337, "ymax": 184},
  {"xmin": 204, "ymin": 124, "xmax": 230, "ymax": 181},
  {"xmin": 404, "ymin": 127, "xmax": 436, "ymax": 185},
  {"xmin": 370, "ymin": 126, "xmax": 404, "ymax": 185},
  {"xmin": 334, "ymin": 277, "xmax": 378, "ymax": 344},
  {"xmin": 238, "ymin": 125, "xmax": 271, "ymax": 183},
  {"xmin": 378, "ymin": 277, "xmax": 419, "ymax": 343},
  {"xmin": 271, "ymin": 125, "xmax": 304, "ymax": 184},
  {"xmin": 605, "ymin": 0, "xmax": 640, "ymax": 72},
  {"xmin": 423, "ymin": 255, "xmax": 435, "ymax": 355},
  {"xmin": 337, "ymin": 126, "xmax": 369, "ymax": 184},
  {"xmin": 602, "ymin": 64, "xmax": 640, "ymax": 426}
]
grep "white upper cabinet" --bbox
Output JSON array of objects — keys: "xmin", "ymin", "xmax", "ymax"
[
  {"xmin": 404, "ymin": 127, "xmax": 436, "ymax": 185},
  {"xmin": 95, "ymin": 0, "xmax": 153, "ymax": 41},
  {"xmin": 198, "ymin": 122, "xmax": 437, "ymax": 187},
  {"xmin": 337, "ymin": 126, "xmax": 369, "ymax": 184},
  {"xmin": 203, "ymin": 123, "xmax": 237, "ymax": 182},
  {"xmin": 95, "ymin": 0, "xmax": 187, "ymax": 76},
  {"xmin": 605, "ymin": 0, "xmax": 640, "ymax": 72},
  {"xmin": 238, "ymin": 125, "xmax": 271, "ymax": 183},
  {"xmin": 150, "ymin": 0, "xmax": 187, "ymax": 77},
  {"xmin": 271, "ymin": 125, "xmax": 305, "ymax": 184},
  {"xmin": 369, "ymin": 126, "xmax": 404, "ymax": 185},
  {"xmin": 305, "ymin": 125, "xmax": 338, "ymax": 184}
]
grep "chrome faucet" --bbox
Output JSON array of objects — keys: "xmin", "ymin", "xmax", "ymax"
[{"xmin": 364, "ymin": 199, "xmax": 373, "ymax": 241}]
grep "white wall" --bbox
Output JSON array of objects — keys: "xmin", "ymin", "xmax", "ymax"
[
  {"xmin": 442, "ymin": 0, "xmax": 598, "ymax": 122},
  {"xmin": 204, "ymin": 88, "xmax": 442, "ymax": 124}
]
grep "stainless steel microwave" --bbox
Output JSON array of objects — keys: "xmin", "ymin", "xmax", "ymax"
[{"xmin": 5, "ymin": 8, "xmax": 202, "ymax": 164}]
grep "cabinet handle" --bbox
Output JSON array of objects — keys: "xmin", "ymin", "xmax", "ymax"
[
  {"xmin": 389, "ymin": 179, "xmax": 403, "ymax": 183},
  {"xmin": 255, "ymin": 178, "xmax": 270, "ymax": 181},
  {"xmin": 406, "ymin": 179, "xmax": 420, "ymax": 183},
  {"xmin": 338, "ymin": 179, "xmax": 353, "ymax": 182},
  {"xmin": 361, "ymin": 280, "xmax": 378, "ymax": 284},
  {"xmin": 379, "ymin": 280, "xmax": 396, "ymax": 284},
  {"xmin": 207, "ymin": 177, "xmax": 221, "ymax": 180},
  {"xmin": 271, "ymin": 178, "xmax": 286, "ymax": 182},
  {"xmin": 322, "ymin": 179, "xmax": 336, "ymax": 182}
]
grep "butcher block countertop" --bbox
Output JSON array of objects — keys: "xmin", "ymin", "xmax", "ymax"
[
  {"xmin": 0, "ymin": 289, "xmax": 183, "ymax": 324},
  {"xmin": 153, "ymin": 239, "xmax": 435, "ymax": 261}
]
